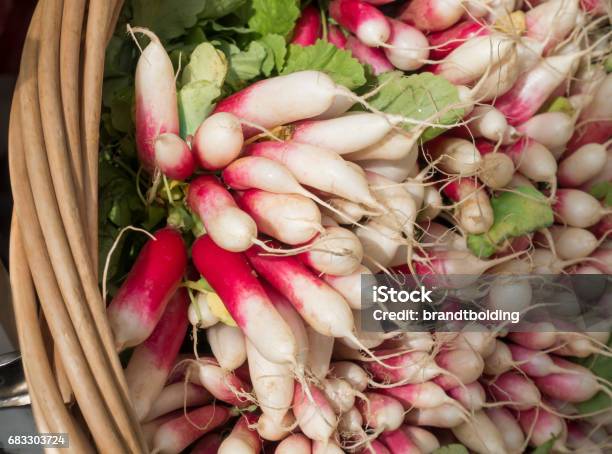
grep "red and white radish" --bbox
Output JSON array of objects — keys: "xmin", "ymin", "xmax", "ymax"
[
  {"xmin": 299, "ymin": 226, "xmax": 364, "ymax": 275},
  {"xmin": 403, "ymin": 426, "xmax": 440, "ymax": 453},
  {"xmin": 331, "ymin": 361, "xmax": 369, "ymax": 392},
  {"xmin": 207, "ymin": 323, "xmax": 247, "ymax": 371},
  {"xmin": 404, "ymin": 404, "xmax": 466, "ymax": 428},
  {"xmin": 153, "ymin": 133, "xmax": 196, "ymax": 180},
  {"xmin": 330, "ymin": 0, "xmax": 391, "ymax": 46},
  {"xmin": 347, "ymin": 131, "xmax": 418, "ymax": 162},
  {"xmin": 190, "ymin": 433, "xmax": 223, "ymax": 454},
  {"xmin": 192, "ymin": 112, "xmax": 243, "ymax": 170},
  {"xmin": 328, "ymin": 24, "xmax": 348, "ymax": 49},
  {"xmin": 554, "ymin": 189, "xmax": 609, "ymax": 228},
  {"xmin": 346, "ymin": 35, "xmax": 395, "ymax": 75},
  {"xmin": 558, "ymin": 143, "xmax": 608, "ymax": 187},
  {"xmin": 188, "ymin": 292, "xmax": 220, "ymax": 329},
  {"xmin": 378, "ymin": 427, "xmax": 423, "ymax": 453},
  {"xmin": 503, "ymin": 138, "xmax": 557, "ymax": 186},
  {"xmin": 218, "ymin": 413, "xmax": 262, "ymax": 454},
  {"xmin": 427, "ymin": 137, "xmax": 482, "ymax": 175},
  {"xmin": 518, "ymin": 407, "xmax": 567, "ymax": 449},
  {"xmin": 357, "ymin": 392, "xmax": 405, "ymax": 432},
  {"xmin": 292, "ymin": 5, "xmax": 322, "ymax": 46},
  {"xmin": 525, "ymin": 0, "xmax": 580, "ymax": 52},
  {"xmin": 276, "ymin": 433, "xmax": 312, "ymax": 454},
  {"xmin": 428, "ymin": 20, "xmax": 488, "ymax": 60},
  {"xmin": 516, "ymin": 112, "xmax": 574, "ymax": 156},
  {"xmin": 485, "ymin": 407, "xmax": 525, "ymax": 453},
  {"xmin": 487, "ymin": 372, "xmax": 542, "ymax": 410},
  {"xmin": 256, "ymin": 412, "xmax": 294, "ymax": 441},
  {"xmin": 384, "ymin": 19, "xmax": 429, "ymax": 71},
  {"xmin": 398, "ymin": 0, "xmax": 465, "ymax": 32},
  {"xmin": 144, "ymin": 383, "xmax": 211, "ymax": 422},
  {"xmin": 451, "ymin": 410, "xmax": 506, "ymax": 454},
  {"xmin": 293, "ymin": 381, "xmax": 338, "ymax": 442},
  {"xmin": 442, "ymin": 178, "xmax": 493, "ymax": 234},
  {"xmin": 107, "ymin": 228, "xmax": 187, "ymax": 350},
  {"xmin": 190, "ymin": 360, "xmax": 252, "ymax": 407},
  {"xmin": 323, "ymin": 264, "xmax": 372, "ymax": 310}
]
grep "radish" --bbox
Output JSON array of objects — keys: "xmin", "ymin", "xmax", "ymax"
[
  {"xmin": 125, "ymin": 289, "xmax": 189, "ymax": 420},
  {"xmin": 559, "ymin": 143, "xmax": 608, "ymax": 187},
  {"xmin": 402, "ymin": 427, "xmax": 439, "ymax": 453},
  {"xmin": 346, "ymin": 132, "xmax": 418, "ymax": 162},
  {"xmin": 187, "ymin": 176, "xmax": 258, "ymax": 252},
  {"xmin": 447, "ymin": 381, "xmax": 487, "ymax": 411},
  {"xmin": 525, "ymin": 0, "xmax": 580, "ymax": 52},
  {"xmin": 548, "ymin": 226, "xmax": 599, "ymax": 260},
  {"xmin": 276, "ymin": 434, "xmax": 312, "ymax": 454},
  {"xmin": 418, "ymin": 186, "xmax": 443, "ymax": 221},
  {"xmin": 485, "ymin": 407, "xmax": 525, "ymax": 453},
  {"xmin": 554, "ymin": 189, "xmax": 609, "ymax": 228},
  {"xmin": 323, "ymin": 264, "xmax": 372, "ymax": 310},
  {"xmin": 313, "ymin": 439, "xmax": 345, "ymax": 454},
  {"xmin": 132, "ymin": 27, "xmax": 179, "ymax": 172},
  {"xmin": 441, "ymin": 178, "xmax": 493, "ymax": 234},
  {"xmin": 567, "ymin": 74, "xmax": 612, "ymax": 153},
  {"xmin": 364, "ymin": 350, "xmax": 441, "ymax": 384},
  {"xmin": 486, "ymin": 277, "xmax": 533, "ymax": 313},
  {"xmin": 292, "ymin": 5, "xmax": 322, "ymax": 46},
  {"xmin": 299, "ymin": 226, "xmax": 364, "ymax": 276},
  {"xmin": 426, "ymin": 137, "xmax": 482, "ymax": 175},
  {"xmin": 291, "ymin": 113, "xmax": 397, "ymax": 155},
  {"xmin": 338, "ymin": 406, "xmax": 368, "ymax": 443},
  {"xmin": 487, "ymin": 372, "xmax": 542, "ymax": 410},
  {"xmin": 188, "ymin": 292, "xmax": 220, "ymax": 329},
  {"xmin": 190, "ymin": 433, "xmax": 223, "ymax": 454},
  {"xmin": 431, "ymin": 34, "xmax": 515, "ymax": 85},
  {"xmin": 107, "ymin": 228, "xmax": 187, "ymax": 350},
  {"xmin": 325, "ymin": 198, "xmax": 370, "ymax": 224},
  {"xmin": 433, "ymin": 348, "xmax": 485, "ymax": 390},
  {"xmin": 404, "ymin": 404, "xmax": 465, "ymax": 428},
  {"xmin": 358, "ymin": 440, "xmax": 391, "ymax": 454},
  {"xmin": 207, "ymin": 323, "xmax": 247, "ymax": 371},
  {"xmin": 589, "ymin": 247, "xmax": 612, "ymax": 274},
  {"xmin": 359, "ymin": 154, "xmax": 418, "ymax": 185},
  {"xmin": 322, "ymin": 378, "xmax": 360, "ymax": 413},
  {"xmin": 256, "ymin": 412, "xmax": 294, "ymax": 441},
  {"xmin": 419, "ymin": 222, "xmax": 467, "ymax": 251},
  {"xmin": 356, "ymin": 221, "xmax": 405, "ymax": 269},
  {"xmin": 192, "ymin": 235, "xmax": 297, "ymax": 365},
  {"xmin": 478, "ymin": 152, "xmax": 515, "ymax": 189},
  {"xmin": 144, "ymin": 383, "xmax": 211, "ymax": 422},
  {"xmin": 451, "ymin": 410, "xmax": 506, "ymax": 454},
  {"xmin": 306, "ymin": 325, "xmax": 335, "ymax": 380},
  {"xmin": 329, "ymin": 0, "xmax": 391, "ymax": 46},
  {"xmin": 246, "ymin": 339, "xmax": 294, "ymax": 424},
  {"xmin": 245, "ymin": 245, "xmax": 357, "ymax": 341},
  {"xmin": 293, "ymin": 381, "xmax": 338, "ymax": 441},
  {"xmin": 357, "ymin": 393, "xmax": 405, "ymax": 432},
  {"xmin": 367, "ymin": 171, "xmax": 418, "ymax": 236},
  {"xmin": 379, "ymin": 381, "xmax": 460, "ymax": 410},
  {"xmin": 507, "ymin": 328, "xmax": 558, "ymax": 351},
  {"xmin": 218, "ymin": 413, "xmax": 262, "ymax": 454},
  {"xmin": 151, "ymin": 405, "xmax": 231, "ymax": 454},
  {"xmin": 384, "ymin": 19, "xmax": 429, "ymax": 71},
  {"xmin": 398, "ymin": 0, "xmax": 465, "ymax": 32},
  {"xmin": 495, "ymin": 53, "xmax": 582, "ymax": 125},
  {"xmin": 533, "ymin": 357, "xmax": 602, "ymax": 403},
  {"xmin": 190, "ymin": 360, "xmax": 252, "ymax": 407},
  {"xmin": 213, "ymin": 71, "xmax": 339, "ymax": 138},
  {"xmin": 518, "ymin": 407, "xmax": 567, "ymax": 449},
  {"xmin": 235, "ymin": 189, "xmax": 323, "ymax": 245},
  {"xmin": 346, "ymin": 35, "xmax": 395, "ymax": 75},
  {"xmin": 503, "ymin": 138, "xmax": 557, "ymax": 186},
  {"xmin": 153, "ymin": 133, "xmax": 196, "ymax": 180},
  {"xmin": 246, "ymin": 141, "xmax": 383, "ymax": 210},
  {"xmin": 516, "ymin": 112, "xmax": 574, "ymax": 156},
  {"xmin": 463, "ymin": 105, "xmax": 517, "ymax": 144},
  {"xmin": 427, "ymin": 20, "xmax": 488, "ymax": 61},
  {"xmin": 378, "ymin": 427, "xmax": 423, "ymax": 453},
  {"xmin": 192, "ymin": 112, "xmax": 243, "ymax": 170},
  {"xmin": 330, "ymin": 361, "xmax": 369, "ymax": 392},
  {"xmin": 328, "ymin": 25, "xmax": 348, "ymax": 49},
  {"xmin": 566, "ymin": 422, "xmax": 604, "ymax": 453}
]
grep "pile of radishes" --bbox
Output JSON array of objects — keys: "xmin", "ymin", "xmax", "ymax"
[{"xmin": 105, "ymin": 0, "xmax": 611, "ymax": 452}]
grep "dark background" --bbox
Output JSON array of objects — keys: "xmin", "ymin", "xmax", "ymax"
[{"xmin": 0, "ymin": 0, "xmax": 37, "ymax": 268}]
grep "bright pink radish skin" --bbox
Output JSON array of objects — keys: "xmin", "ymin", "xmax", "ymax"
[
  {"xmin": 107, "ymin": 228, "xmax": 186, "ymax": 350},
  {"xmin": 358, "ymin": 393, "xmax": 405, "ymax": 432},
  {"xmin": 518, "ymin": 407, "xmax": 567, "ymax": 449},
  {"xmin": 187, "ymin": 176, "xmax": 258, "ymax": 252},
  {"xmin": 503, "ymin": 138, "xmax": 557, "ymax": 185},
  {"xmin": 276, "ymin": 433, "xmax": 312, "ymax": 454},
  {"xmin": 554, "ymin": 189, "xmax": 609, "ymax": 228},
  {"xmin": 218, "ymin": 413, "xmax": 262, "ymax": 454},
  {"xmin": 235, "ymin": 189, "xmax": 323, "ymax": 245},
  {"xmin": 487, "ymin": 372, "xmax": 541, "ymax": 410},
  {"xmin": 144, "ymin": 383, "xmax": 211, "ymax": 422},
  {"xmin": 495, "ymin": 53, "xmax": 580, "ymax": 125},
  {"xmin": 133, "ymin": 28, "xmax": 179, "ymax": 172},
  {"xmin": 246, "ymin": 141, "xmax": 382, "ymax": 209},
  {"xmin": 442, "ymin": 178, "xmax": 493, "ymax": 235},
  {"xmin": 330, "ymin": 0, "xmax": 390, "ymax": 46},
  {"xmin": 291, "ymin": 113, "xmax": 396, "ymax": 155},
  {"xmin": 246, "ymin": 339, "xmax": 294, "ymax": 425},
  {"xmin": 379, "ymin": 428, "xmax": 423, "ymax": 454},
  {"xmin": 292, "ymin": 5, "xmax": 322, "ymax": 46},
  {"xmin": 398, "ymin": 0, "xmax": 464, "ymax": 31},
  {"xmin": 190, "ymin": 433, "xmax": 223, "ymax": 454},
  {"xmin": 452, "ymin": 410, "xmax": 506, "ymax": 454},
  {"xmin": 153, "ymin": 133, "xmax": 196, "ymax": 180},
  {"xmin": 293, "ymin": 382, "xmax": 338, "ymax": 442},
  {"xmin": 507, "ymin": 343, "xmax": 569, "ymax": 378},
  {"xmin": 384, "ymin": 19, "xmax": 429, "ymax": 71},
  {"xmin": 559, "ymin": 143, "xmax": 608, "ymax": 187},
  {"xmin": 533, "ymin": 357, "xmax": 600, "ymax": 403},
  {"xmin": 346, "ymin": 36, "xmax": 394, "ymax": 75},
  {"xmin": 192, "ymin": 235, "xmax": 297, "ymax": 365},
  {"xmin": 328, "ymin": 24, "xmax": 348, "ymax": 49},
  {"xmin": 213, "ymin": 71, "xmax": 338, "ymax": 138},
  {"xmin": 246, "ymin": 245, "xmax": 355, "ymax": 339},
  {"xmin": 486, "ymin": 407, "xmax": 525, "ymax": 453},
  {"xmin": 192, "ymin": 112, "xmax": 243, "ymax": 170},
  {"xmin": 428, "ymin": 20, "xmax": 488, "ymax": 60},
  {"xmin": 151, "ymin": 405, "xmax": 231, "ymax": 454},
  {"xmin": 124, "ymin": 289, "xmax": 188, "ymax": 420},
  {"xmin": 525, "ymin": 0, "xmax": 580, "ymax": 52},
  {"xmin": 207, "ymin": 323, "xmax": 246, "ymax": 371}
]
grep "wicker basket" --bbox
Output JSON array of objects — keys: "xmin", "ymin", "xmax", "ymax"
[{"xmin": 8, "ymin": 0, "xmax": 147, "ymax": 452}]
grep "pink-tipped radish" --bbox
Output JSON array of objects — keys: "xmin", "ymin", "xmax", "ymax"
[
  {"xmin": 357, "ymin": 393, "xmax": 405, "ymax": 432},
  {"xmin": 503, "ymin": 138, "xmax": 557, "ymax": 185},
  {"xmin": 442, "ymin": 178, "xmax": 493, "ymax": 234},
  {"xmin": 323, "ymin": 264, "xmax": 373, "ymax": 310},
  {"xmin": 518, "ymin": 407, "xmax": 567, "ymax": 449},
  {"xmin": 404, "ymin": 404, "xmax": 466, "ymax": 428},
  {"xmin": 487, "ymin": 372, "xmax": 541, "ymax": 410},
  {"xmin": 293, "ymin": 381, "xmax": 338, "ymax": 442},
  {"xmin": 525, "ymin": 0, "xmax": 580, "ymax": 52},
  {"xmin": 559, "ymin": 143, "xmax": 608, "ymax": 187},
  {"xmin": 346, "ymin": 36, "xmax": 394, "ymax": 75},
  {"xmin": 107, "ymin": 228, "xmax": 187, "ymax": 350},
  {"xmin": 207, "ymin": 323, "xmax": 247, "ymax": 371},
  {"xmin": 292, "ymin": 5, "xmax": 322, "ymax": 46},
  {"xmin": 533, "ymin": 357, "xmax": 602, "ymax": 403},
  {"xmin": 256, "ymin": 412, "xmax": 294, "ymax": 441},
  {"xmin": 427, "ymin": 20, "xmax": 488, "ymax": 60},
  {"xmin": 328, "ymin": 25, "xmax": 348, "ymax": 49},
  {"xmin": 299, "ymin": 226, "xmax": 364, "ymax": 275},
  {"xmin": 384, "ymin": 19, "xmax": 429, "ymax": 71},
  {"xmin": 516, "ymin": 112, "xmax": 574, "ymax": 156},
  {"xmin": 190, "ymin": 433, "xmax": 223, "ymax": 454},
  {"xmin": 451, "ymin": 410, "xmax": 506, "ymax": 454},
  {"xmin": 330, "ymin": 361, "xmax": 369, "ymax": 392},
  {"xmin": 398, "ymin": 0, "xmax": 465, "ymax": 32},
  {"xmin": 153, "ymin": 133, "xmax": 196, "ymax": 180},
  {"xmin": 379, "ymin": 427, "xmax": 423, "ymax": 453},
  {"xmin": 219, "ymin": 413, "xmax": 261, "ymax": 454},
  {"xmin": 144, "ymin": 383, "xmax": 212, "ymax": 422},
  {"xmin": 427, "ymin": 137, "xmax": 482, "ymax": 175},
  {"xmin": 554, "ymin": 189, "xmax": 609, "ymax": 228},
  {"xmin": 192, "ymin": 112, "xmax": 243, "ymax": 170},
  {"xmin": 276, "ymin": 434, "xmax": 312, "ymax": 454},
  {"xmin": 330, "ymin": 0, "xmax": 391, "ymax": 46},
  {"xmin": 485, "ymin": 407, "xmax": 525, "ymax": 453},
  {"xmin": 192, "ymin": 235, "xmax": 297, "ymax": 365}
]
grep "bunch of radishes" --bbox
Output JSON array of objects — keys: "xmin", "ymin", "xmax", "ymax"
[{"xmin": 104, "ymin": 0, "xmax": 611, "ymax": 452}]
